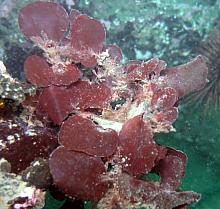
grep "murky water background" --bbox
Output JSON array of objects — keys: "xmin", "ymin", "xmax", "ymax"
[{"xmin": 1, "ymin": 0, "xmax": 220, "ymax": 208}]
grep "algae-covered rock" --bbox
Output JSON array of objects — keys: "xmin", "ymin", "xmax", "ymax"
[
  {"xmin": 0, "ymin": 158, "xmax": 45, "ymax": 209},
  {"xmin": 0, "ymin": 61, "xmax": 35, "ymax": 103}
]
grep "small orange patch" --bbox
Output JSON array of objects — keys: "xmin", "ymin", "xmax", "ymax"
[{"xmin": 0, "ymin": 100, "xmax": 5, "ymax": 108}]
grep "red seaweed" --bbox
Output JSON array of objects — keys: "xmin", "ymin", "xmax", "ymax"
[
  {"xmin": 0, "ymin": 119, "xmax": 58, "ymax": 173},
  {"xmin": 71, "ymin": 14, "xmax": 106, "ymax": 67},
  {"xmin": 164, "ymin": 55, "xmax": 208, "ymax": 97},
  {"xmin": 39, "ymin": 86, "xmax": 73, "ymax": 124},
  {"xmin": 119, "ymin": 115, "xmax": 158, "ymax": 176},
  {"xmin": 6, "ymin": 1, "xmax": 209, "ymax": 208},
  {"xmin": 49, "ymin": 146, "xmax": 108, "ymax": 201},
  {"xmin": 103, "ymin": 44, "xmax": 123, "ymax": 63},
  {"xmin": 59, "ymin": 114, "xmax": 118, "ymax": 157},
  {"xmin": 155, "ymin": 147, "xmax": 187, "ymax": 190},
  {"xmin": 24, "ymin": 55, "xmax": 50, "ymax": 87},
  {"xmin": 19, "ymin": 1, "xmax": 69, "ymax": 42},
  {"xmin": 69, "ymin": 80, "xmax": 112, "ymax": 110},
  {"xmin": 43, "ymin": 64, "xmax": 81, "ymax": 86}
]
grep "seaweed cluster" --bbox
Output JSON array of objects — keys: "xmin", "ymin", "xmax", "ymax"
[{"xmin": 0, "ymin": 1, "xmax": 209, "ymax": 209}]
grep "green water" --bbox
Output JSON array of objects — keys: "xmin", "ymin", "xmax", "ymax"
[{"xmin": 156, "ymin": 106, "xmax": 220, "ymax": 209}]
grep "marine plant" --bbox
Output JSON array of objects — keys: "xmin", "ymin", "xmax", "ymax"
[{"xmin": 0, "ymin": 1, "xmax": 208, "ymax": 208}]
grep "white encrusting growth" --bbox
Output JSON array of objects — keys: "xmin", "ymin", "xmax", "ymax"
[{"xmin": 92, "ymin": 116, "xmax": 123, "ymax": 133}]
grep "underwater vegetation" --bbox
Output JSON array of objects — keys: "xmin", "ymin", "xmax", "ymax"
[
  {"xmin": 184, "ymin": 22, "xmax": 220, "ymax": 113},
  {"xmin": 0, "ymin": 1, "xmax": 210, "ymax": 209}
]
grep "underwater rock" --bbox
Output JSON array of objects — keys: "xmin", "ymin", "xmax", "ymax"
[
  {"xmin": 0, "ymin": 61, "xmax": 36, "ymax": 103},
  {"xmin": 0, "ymin": 159, "xmax": 45, "ymax": 209},
  {"xmin": 0, "ymin": 158, "xmax": 11, "ymax": 172},
  {"xmin": 21, "ymin": 158, "xmax": 52, "ymax": 189}
]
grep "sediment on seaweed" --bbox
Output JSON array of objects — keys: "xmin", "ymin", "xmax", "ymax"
[{"xmin": 0, "ymin": 1, "xmax": 209, "ymax": 209}]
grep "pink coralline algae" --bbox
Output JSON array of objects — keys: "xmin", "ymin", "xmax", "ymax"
[{"xmin": 10, "ymin": 1, "xmax": 209, "ymax": 208}]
